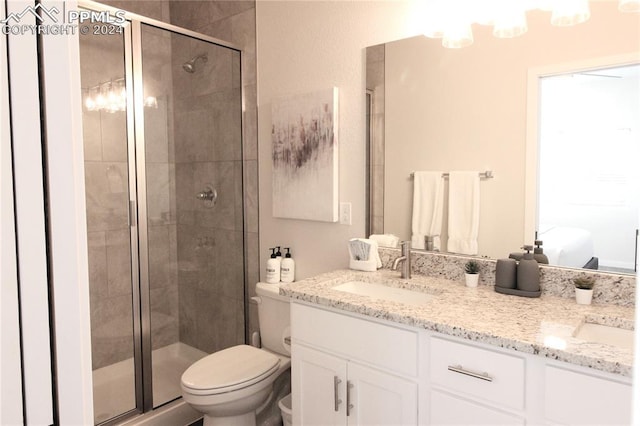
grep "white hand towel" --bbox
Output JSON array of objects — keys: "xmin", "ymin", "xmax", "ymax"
[
  {"xmin": 411, "ymin": 171, "xmax": 444, "ymax": 250},
  {"xmin": 368, "ymin": 234, "xmax": 400, "ymax": 248},
  {"xmin": 447, "ymin": 171, "xmax": 480, "ymax": 255}
]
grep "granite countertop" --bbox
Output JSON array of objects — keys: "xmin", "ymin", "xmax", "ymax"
[{"xmin": 280, "ymin": 269, "xmax": 635, "ymax": 377}]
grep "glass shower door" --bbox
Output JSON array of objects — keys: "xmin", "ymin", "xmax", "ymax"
[
  {"xmin": 138, "ymin": 23, "xmax": 245, "ymax": 408},
  {"xmin": 79, "ymin": 19, "xmax": 138, "ymax": 424}
]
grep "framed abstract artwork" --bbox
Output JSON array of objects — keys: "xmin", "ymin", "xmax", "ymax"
[{"xmin": 271, "ymin": 87, "xmax": 339, "ymax": 222}]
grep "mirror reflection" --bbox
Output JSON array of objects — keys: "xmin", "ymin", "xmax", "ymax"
[
  {"xmin": 537, "ymin": 66, "xmax": 639, "ymax": 273},
  {"xmin": 366, "ymin": 2, "xmax": 639, "ymax": 274}
]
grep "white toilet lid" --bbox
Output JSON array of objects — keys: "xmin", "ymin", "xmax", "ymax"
[{"xmin": 181, "ymin": 345, "xmax": 280, "ymax": 394}]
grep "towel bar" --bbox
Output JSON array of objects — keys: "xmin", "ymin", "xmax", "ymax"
[{"xmin": 410, "ymin": 170, "xmax": 493, "ymax": 179}]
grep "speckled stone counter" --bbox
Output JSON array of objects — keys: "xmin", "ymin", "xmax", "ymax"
[{"xmin": 280, "ymin": 269, "xmax": 635, "ymax": 377}]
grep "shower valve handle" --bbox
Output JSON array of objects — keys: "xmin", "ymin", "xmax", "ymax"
[{"xmin": 196, "ymin": 187, "xmax": 217, "ymax": 204}]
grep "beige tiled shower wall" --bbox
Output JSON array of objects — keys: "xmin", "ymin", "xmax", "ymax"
[{"xmin": 168, "ymin": 0, "xmax": 257, "ymax": 353}]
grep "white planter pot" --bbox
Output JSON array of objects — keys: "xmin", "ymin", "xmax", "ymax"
[
  {"xmin": 465, "ymin": 273, "xmax": 479, "ymax": 288},
  {"xmin": 575, "ymin": 288, "xmax": 593, "ymax": 305}
]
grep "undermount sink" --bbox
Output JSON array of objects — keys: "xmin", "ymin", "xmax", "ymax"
[
  {"xmin": 574, "ymin": 323, "xmax": 635, "ymax": 351},
  {"xmin": 332, "ymin": 281, "xmax": 434, "ymax": 306}
]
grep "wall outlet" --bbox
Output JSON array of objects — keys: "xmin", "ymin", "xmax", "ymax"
[{"xmin": 339, "ymin": 202, "xmax": 352, "ymax": 225}]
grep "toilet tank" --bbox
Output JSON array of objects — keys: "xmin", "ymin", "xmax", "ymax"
[{"xmin": 255, "ymin": 282, "xmax": 291, "ymax": 356}]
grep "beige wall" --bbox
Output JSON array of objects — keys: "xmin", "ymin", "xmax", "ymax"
[
  {"xmin": 383, "ymin": 4, "xmax": 640, "ymax": 259},
  {"xmin": 256, "ymin": 0, "xmax": 426, "ymax": 279},
  {"xmin": 257, "ymin": 2, "xmax": 640, "ymax": 272}
]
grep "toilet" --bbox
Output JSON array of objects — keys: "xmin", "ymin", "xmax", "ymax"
[{"xmin": 181, "ymin": 282, "xmax": 291, "ymax": 426}]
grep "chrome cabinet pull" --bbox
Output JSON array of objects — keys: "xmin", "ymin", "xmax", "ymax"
[
  {"xmin": 447, "ymin": 365, "xmax": 493, "ymax": 382},
  {"xmin": 346, "ymin": 381, "xmax": 354, "ymax": 416},
  {"xmin": 333, "ymin": 376, "xmax": 342, "ymax": 412}
]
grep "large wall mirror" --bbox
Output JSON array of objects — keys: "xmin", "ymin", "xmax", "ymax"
[{"xmin": 366, "ymin": 2, "xmax": 639, "ymax": 274}]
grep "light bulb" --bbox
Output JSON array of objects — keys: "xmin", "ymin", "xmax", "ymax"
[
  {"xmin": 493, "ymin": 3, "xmax": 528, "ymax": 38},
  {"xmin": 95, "ymin": 93, "xmax": 106, "ymax": 108},
  {"xmin": 442, "ymin": 24, "xmax": 474, "ymax": 48},
  {"xmin": 619, "ymin": 0, "xmax": 640, "ymax": 12},
  {"xmin": 423, "ymin": 0, "xmax": 448, "ymax": 38},
  {"xmin": 144, "ymin": 96, "xmax": 158, "ymax": 108},
  {"xmin": 550, "ymin": 0, "xmax": 590, "ymax": 26},
  {"xmin": 85, "ymin": 96, "xmax": 96, "ymax": 111}
]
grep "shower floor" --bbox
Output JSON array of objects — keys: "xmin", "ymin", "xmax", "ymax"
[{"xmin": 92, "ymin": 342, "xmax": 207, "ymax": 424}]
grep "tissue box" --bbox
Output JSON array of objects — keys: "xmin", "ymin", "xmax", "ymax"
[{"xmin": 348, "ymin": 238, "xmax": 381, "ymax": 272}]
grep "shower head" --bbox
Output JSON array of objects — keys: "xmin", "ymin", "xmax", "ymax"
[{"xmin": 182, "ymin": 53, "xmax": 208, "ymax": 73}]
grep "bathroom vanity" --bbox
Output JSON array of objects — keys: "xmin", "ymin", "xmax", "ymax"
[{"xmin": 282, "ymin": 269, "xmax": 634, "ymax": 425}]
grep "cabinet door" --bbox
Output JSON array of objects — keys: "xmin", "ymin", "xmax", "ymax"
[
  {"xmin": 544, "ymin": 366, "xmax": 631, "ymax": 425},
  {"xmin": 292, "ymin": 344, "xmax": 347, "ymax": 426},
  {"xmin": 347, "ymin": 363, "xmax": 418, "ymax": 426},
  {"xmin": 430, "ymin": 390, "xmax": 524, "ymax": 425}
]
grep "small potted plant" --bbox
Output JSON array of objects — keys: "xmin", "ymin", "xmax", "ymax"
[
  {"xmin": 573, "ymin": 275, "xmax": 596, "ymax": 305},
  {"xmin": 464, "ymin": 260, "xmax": 480, "ymax": 288}
]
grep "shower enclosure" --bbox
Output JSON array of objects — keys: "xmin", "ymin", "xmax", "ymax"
[{"xmin": 79, "ymin": 3, "xmax": 245, "ymax": 424}]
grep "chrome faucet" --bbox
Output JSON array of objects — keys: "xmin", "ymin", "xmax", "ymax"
[{"xmin": 392, "ymin": 241, "xmax": 412, "ymax": 279}]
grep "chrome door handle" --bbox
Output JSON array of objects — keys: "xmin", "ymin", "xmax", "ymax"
[
  {"xmin": 447, "ymin": 365, "xmax": 493, "ymax": 382},
  {"xmin": 346, "ymin": 381, "xmax": 354, "ymax": 416},
  {"xmin": 334, "ymin": 376, "xmax": 342, "ymax": 412}
]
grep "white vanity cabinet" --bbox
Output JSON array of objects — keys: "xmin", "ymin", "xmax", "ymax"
[
  {"xmin": 290, "ymin": 301, "xmax": 632, "ymax": 425},
  {"xmin": 291, "ymin": 303, "xmax": 419, "ymax": 425}
]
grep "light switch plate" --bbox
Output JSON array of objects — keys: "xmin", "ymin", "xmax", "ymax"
[{"xmin": 339, "ymin": 202, "xmax": 352, "ymax": 225}]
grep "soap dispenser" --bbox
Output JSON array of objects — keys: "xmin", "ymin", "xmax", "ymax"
[
  {"xmin": 266, "ymin": 248, "xmax": 280, "ymax": 284},
  {"xmin": 280, "ymin": 248, "xmax": 295, "ymax": 283},
  {"xmin": 517, "ymin": 245, "xmax": 540, "ymax": 293},
  {"xmin": 533, "ymin": 240, "xmax": 549, "ymax": 264}
]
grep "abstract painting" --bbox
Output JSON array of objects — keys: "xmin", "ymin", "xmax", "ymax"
[{"xmin": 271, "ymin": 87, "xmax": 338, "ymax": 222}]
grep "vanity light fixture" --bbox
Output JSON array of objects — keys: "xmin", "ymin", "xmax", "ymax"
[
  {"xmin": 424, "ymin": 0, "xmax": 638, "ymax": 49},
  {"xmin": 619, "ymin": 0, "xmax": 640, "ymax": 12},
  {"xmin": 83, "ymin": 78, "xmax": 157, "ymax": 113}
]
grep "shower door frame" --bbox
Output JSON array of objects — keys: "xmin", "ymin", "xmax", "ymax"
[{"xmin": 80, "ymin": 0, "xmax": 245, "ymax": 421}]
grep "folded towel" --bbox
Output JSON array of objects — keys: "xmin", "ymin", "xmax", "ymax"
[
  {"xmin": 447, "ymin": 171, "xmax": 480, "ymax": 255},
  {"xmin": 411, "ymin": 172, "xmax": 444, "ymax": 250},
  {"xmin": 369, "ymin": 234, "xmax": 400, "ymax": 248}
]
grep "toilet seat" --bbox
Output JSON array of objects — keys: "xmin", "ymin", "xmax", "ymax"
[{"xmin": 181, "ymin": 345, "xmax": 280, "ymax": 396}]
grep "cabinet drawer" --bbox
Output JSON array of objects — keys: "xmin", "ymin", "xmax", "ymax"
[
  {"xmin": 430, "ymin": 337, "xmax": 525, "ymax": 410},
  {"xmin": 544, "ymin": 365, "xmax": 631, "ymax": 425},
  {"xmin": 291, "ymin": 303, "xmax": 418, "ymax": 376},
  {"xmin": 430, "ymin": 390, "xmax": 525, "ymax": 425}
]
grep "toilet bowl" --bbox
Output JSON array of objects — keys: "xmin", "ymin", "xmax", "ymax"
[{"xmin": 181, "ymin": 283, "xmax": 290, "ymax": 426}]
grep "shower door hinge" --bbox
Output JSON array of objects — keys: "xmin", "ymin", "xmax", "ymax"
[{"xmin": 128, "ymin": 200, "xmax": 136, "ymax": 227}]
